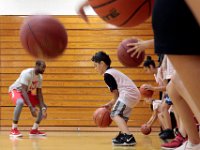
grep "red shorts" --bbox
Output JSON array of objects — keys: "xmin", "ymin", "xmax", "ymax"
[{"xmin": 9, "ymin": 90, "xmax": 39, "ymax": 107}]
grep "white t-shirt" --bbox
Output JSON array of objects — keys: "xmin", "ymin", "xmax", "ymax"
[
  {"xmin": 154, "ymin": 67, "xmax": 165, "ymax": 86},
  {"xmin": 104, "ymin": 68, "xmax": 141, "ymax": 108},
  {"xmin": 161, "ymin": 55, "xmax": 175, "ymax": 80},
  {"xmin": 152, "ymin": 99, "xmax": 162, "ymax": 110},
  {"xmin": 9, "ymin": 68, "xmax": 42, "ymax": 92},
  {"xmin": 165, "ymin": 57, "xmax": 175, "ymax": 80}
]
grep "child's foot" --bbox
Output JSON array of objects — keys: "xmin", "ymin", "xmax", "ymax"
[
  {"xmin": 10, "ymin": 128, "xmax": 23, "ymax": 137},
  {"xmin": 112, "ymin": 133, "xmax": 136, "ymax": 146},
  {"xmin": 112, "ymin": 132, "xmax": 123, "ymax": 142},
  {"xmin": 174, "ymin": 140, "xmax": 200, "ymax": 150},
  {"xmin": 160, "ymin": 129, "xmax": 175, "ymax": 140},
  {"xmin": 161, "ymin": 132, "xmax": 187, "ymax": 149},
  {"xmin": 29, "ymin": 129, "xmax": 46, "ymax": 136}
]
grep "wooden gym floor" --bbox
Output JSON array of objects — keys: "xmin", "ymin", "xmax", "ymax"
[{"xmin": 0, "ymin": 131, "xmax": 163, "ymax": 150}]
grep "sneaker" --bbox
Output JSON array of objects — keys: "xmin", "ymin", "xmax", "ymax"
[
  {"xmin": 10, "ymin": 128, "xmax": 23, "ymax": 137},
  {"xmin": 175, "ymin": 140, "xmax": 200, "ymax": 150},
  {"xmin": 112, "ymin": 132, "xmax": 123, "ymax": 142},
  {"xmin": 159, "ymin": 130, "xmax": 164, "ymax": 136},
  {"xmin": 174, "ymin": 141, "xmax": 192, "ymax": 150},
  {"xmin": 161, "ymin": 132, "xmax": 187, "ymax": 149},
  {"xmin": 112, "ymin": 133, "xmax": 136, "ymax": 146},
  {"xmin": 160, "ymin": 129, "xmax": 175, "ymax": 140},
  {"xmin": 29, "ymin": 129, "xmax": 46, "ymax": 136}
]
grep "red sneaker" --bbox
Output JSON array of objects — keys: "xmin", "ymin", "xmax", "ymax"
[
  {"xmin": 10, "ymin": 128, "xmax": 23, "ymax": 137},
  {"xmin": 161, "ymin": 132, "xmax": 187, "ymax": 150},
  {"xmin": 29, "ymin": 129, "xmax": 46, "ymax": 136}
]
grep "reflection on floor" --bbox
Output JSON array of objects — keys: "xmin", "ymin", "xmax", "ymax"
[{"xmin": 0, "ymin": 131, "xmax": 162, "ymax": 150}]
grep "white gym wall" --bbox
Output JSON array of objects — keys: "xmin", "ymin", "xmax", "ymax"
[{"xmin": 0, "ymin": 0, "xmax": 96, "ymax": 15}]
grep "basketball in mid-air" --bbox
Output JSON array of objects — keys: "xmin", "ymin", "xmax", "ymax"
[
  {"xmin": 93, "ymin": 107, "xmax": 112, "ymax": 127},
  {"xmin": 20, "ymin": 15, "xmax": 67, "ymax": 58},
  {"xmin": 117, "ymin": 38, "xmax": 145, "ymax": 67},
  {"xmin": 88, "ymin": 0, "xmax": 154, "ymax": 27}
]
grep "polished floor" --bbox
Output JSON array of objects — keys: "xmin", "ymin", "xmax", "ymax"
[{"xmin": 0, "ymin": 131, "xmax": 163, "ymax": 150}]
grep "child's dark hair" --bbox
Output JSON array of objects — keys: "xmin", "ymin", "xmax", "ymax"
[
  {"xmin": 35, "ymin": 59, "xmax": 45, "ymax": 67},
  {"xmin": 143, "ymin": 56, "xmax": 155, "ymax": 68},
  {"xmin": 91, "ymin": 51, "xmax": 111, "ymax": 67}
]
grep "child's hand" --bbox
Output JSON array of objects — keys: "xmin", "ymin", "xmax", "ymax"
[
  {"xmin": 101, "ymin": 103, "xmax": 112, "ymax": 110},
  {"xmin": 143, "ymin": 84, "xmax": 154, "ymax": 91},
  {"xmin": 77, "ymin": 8, "xmax": 89, "ymax": 23},
  {"xmin": 76, "ymin": 1, "xmax": 89, "ymax": 23},
  {"xmin": 127, "ymin": 38, "xmax": 145, "ymax": 58},
  {"xmin": 145, "ymin": 123, "xmax": 151, "ymax": 128}
]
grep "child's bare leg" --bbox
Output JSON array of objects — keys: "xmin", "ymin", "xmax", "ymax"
[
  {"xmin": 168, "ymin": 55, "xmax": 200, "ymax": 121},
  {"xmin": 167, "ymin": 80, "xmax": 200, "ymax": 144},
  {"xmin": 112, "ymin": 115, "xmax": 130, "ymax": 134},
  {"xmin": 161, "ymin": 102, "xmax": 172, "ymax": 129}
]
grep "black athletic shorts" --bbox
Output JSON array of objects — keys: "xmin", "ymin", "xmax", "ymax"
[{"xmin": 152, "ymin": 0, "xmax": 200, "ymax": 55}]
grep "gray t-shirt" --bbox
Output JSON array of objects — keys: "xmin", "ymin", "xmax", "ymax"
[{"xmin": 9, "ymin": 68, "xmax": 42, "ymax": 92}]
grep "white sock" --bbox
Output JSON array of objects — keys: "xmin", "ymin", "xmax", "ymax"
[
  {"xmin": 12, "ymin": 123, "xmax": 18, "ymax": 129},
  {"xmin": 32, "ymin": 123, "xmax": 39, "ymax": 130},
  {"xmin": 188, "ymin": 140, "xmax": 199, "ymax": 147}
]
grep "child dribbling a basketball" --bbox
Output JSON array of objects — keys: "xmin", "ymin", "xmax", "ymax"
[{"xmin": 91, "ymin": 51, "xmax": 141, "ymax": 146}]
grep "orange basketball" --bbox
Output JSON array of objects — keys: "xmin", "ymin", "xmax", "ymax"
[
  {"xmin": 117, "ymin": 38, "xmax": 145, "ymax": 67},
  {"xmin": 93, "ymin": 107, "xmax": 112, "ymax": 127},
  {"xmin": 140, "ymin": 124, "xmax": 151, "ymax": 135},
  {"xmin": 139, "ymin": 84, "xmax": 154, "ymax": 98},
  {"xmin": 20, "ymin": 15, "xmax": 67, "ymax": 58},
  {"xmin": 88, "ymin": 0, "xmax": 154, "ymax": 27}
]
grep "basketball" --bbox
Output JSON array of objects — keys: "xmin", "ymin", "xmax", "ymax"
[
  {"xmin": 93, "ymin": 107, "xmax": 112, "ymax": 127},
  {"xmin": 20, "ymin": 15, "xmax": 68, "ymax": 58},
  {"xmin": 139, "ymin": 84, "xmax": 154, "ymax": 98},
  {"xmin": 88, "ymin": 0, "xmax": 154, "ymax": 27},
  {"xmin": 117, "ymin": 38, "xmax": 145, "ymax": 67},
  {"xmin": 140, "ymin": 124, "xmax": 151, "ymax": 135}
]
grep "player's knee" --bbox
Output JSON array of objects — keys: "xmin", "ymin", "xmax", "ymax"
[{"xmin": 16, "ymin": 99, "xmax": 24, "ymax": 107}]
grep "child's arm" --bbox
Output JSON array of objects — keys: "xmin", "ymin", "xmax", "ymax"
[
  {"xmin": 103, "ymin": 89, "xmax": 119, "ymax": 109},
  {"xmin": 143, "ymin": 84, "xmax": 166, "ymax": 92},
  {"xmin": 146, "ymin": 110, "xmax": 158, "ymax": 127},
  {"xmin": 103, "ymin": 73, "xmax": 119, "ymax": 109}
]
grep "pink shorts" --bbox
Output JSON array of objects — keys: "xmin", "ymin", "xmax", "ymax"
[{"xmin": 9, "ymin": 90, "xmax": 39, "ymax": 107}]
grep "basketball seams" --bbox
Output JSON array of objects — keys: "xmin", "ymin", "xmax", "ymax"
[
  {"xmin": 93, "ymin": 108, "xmax": 111, "ymax": 127},
  {"xmin": 147, "ymin": 0, "xmax": 152, "ymax": 17},
  {"xmin": 27, "ymin": 23, "xmax": 44, "ymax": 57},
  {"xmin": 118, "ymin": 43, "xmax": 132, "ymax": 66},
  {"xmin": 91, "ymin": 0, "xmax": 117, "ymax": 9},
  {"xmin": 20, "ymin": 16, "xmax": 67, "ymax": 58},
  {"xmin": 118, "ymin": 39, "xmax": 139, "ymax": 67},
  {"xmin": 120, "ymin": 0, "xmax": 149, "ymax": 27}
]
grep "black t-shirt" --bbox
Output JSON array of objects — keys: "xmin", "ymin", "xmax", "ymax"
[{"xmin": 104, "ymin": 73, "xmax": 117, "ymax": 92}]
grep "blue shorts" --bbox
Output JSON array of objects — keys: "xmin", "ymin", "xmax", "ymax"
[{"xmin": 165, "ymin": 95, "xmax": 173, "ymax": 106}]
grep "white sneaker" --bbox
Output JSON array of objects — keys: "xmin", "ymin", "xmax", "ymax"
[
  {"xmin": 174, "ymin": 141, "xmax": 192, "ymax": 150},
  {"xmin": 175, "ymin": 140, "xmax": 200, "ymax": 150}
]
